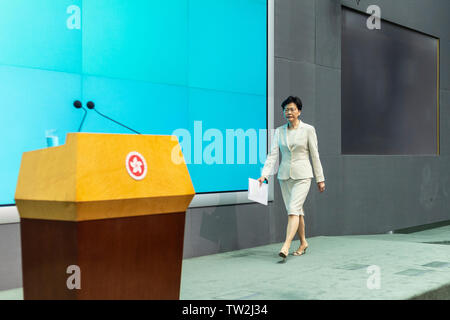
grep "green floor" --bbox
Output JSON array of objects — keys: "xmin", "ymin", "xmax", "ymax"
[{"xmin": 2, "ymin": 225, "xmax": 450, "ymax": 300}]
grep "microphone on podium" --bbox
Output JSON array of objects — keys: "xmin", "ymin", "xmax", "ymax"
[
  {"xmin": 73, "ymin": 100, "xmax": 87, "ymax": 132},
  {"xmin": 86, "ymin": 101, "xmax": 142, "ymax": 135}
]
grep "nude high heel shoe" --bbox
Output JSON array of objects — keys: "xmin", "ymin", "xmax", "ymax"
[
  {"xmin": 279, "ymin": 250, "xmax": 288, "ymax": 259},
  {"xmin": 293, "ymin": 246, "xmax": 308, "ymax": 256}
]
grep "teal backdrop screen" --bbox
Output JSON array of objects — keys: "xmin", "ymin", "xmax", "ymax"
[{"xmin": 0, "ymin": 0, "xmax": 267, "ymax": 205}]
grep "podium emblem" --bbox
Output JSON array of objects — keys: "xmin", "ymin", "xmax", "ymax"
[{"xmin": 126, "ymin": 151, "xmax": 147, "ymax": 180}]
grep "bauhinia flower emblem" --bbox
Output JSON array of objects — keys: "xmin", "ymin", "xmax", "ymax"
[
  {"xmin": 126, "ymin": 151, "xmax": 147, "ymax": 180},
  {"xmin": 130, "ymin": 157, "xmax": 143, "ymax": 174}
]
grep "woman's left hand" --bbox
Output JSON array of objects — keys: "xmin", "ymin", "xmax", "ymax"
[{"xmin": 317, "ymin": 181, "xmax": 325, "ymax": 193}]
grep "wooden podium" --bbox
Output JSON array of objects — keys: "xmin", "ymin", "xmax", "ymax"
[{"xmin": 15, "ymin": 133, "xmax": 195, "ymax": 300}]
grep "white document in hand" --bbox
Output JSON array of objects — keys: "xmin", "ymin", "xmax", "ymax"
[{"xmin": 248, "ymin": 178, "xmax": 268, "ymax": 206}]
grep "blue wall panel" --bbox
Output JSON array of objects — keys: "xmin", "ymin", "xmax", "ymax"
[{"xmin": 0, "ymin": 0, "xmax": 267, "ymax": 204}]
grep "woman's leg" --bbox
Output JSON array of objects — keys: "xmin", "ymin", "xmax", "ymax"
[
  {"xmin": 291, "ymin": 179, "xmax": 311, "ymax": 252},
  {"xmin": 296, "ymin": 215, "xmax": 308, "ymax": 250},
  {"xmin": 278, "ymin": 179, "xmax": 294, "ymax": 254},
  {"xmin": 280, "ymin": 214, "xmax": 299, "ymax": 254}
]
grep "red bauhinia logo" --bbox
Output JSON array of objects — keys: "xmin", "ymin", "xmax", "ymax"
[{"xmin": 126, "ymin": 152, "xmax": 147, "ymax": 180}]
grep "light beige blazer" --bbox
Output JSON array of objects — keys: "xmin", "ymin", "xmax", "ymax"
[{"xmin": 261, "ymin": 120, "xmax": 325, "ymax": 182}]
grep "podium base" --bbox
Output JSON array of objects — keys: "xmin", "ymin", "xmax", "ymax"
[{"xmin": 20, "ymin": 212, "xmax": 185, "ymax": 300}]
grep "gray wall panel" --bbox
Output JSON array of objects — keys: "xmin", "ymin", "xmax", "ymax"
[
  {"xmin": 274, "ymin": 58, "xmax": 316, "ymax": 123},
  {"xmin": 440, "ymin": 90, "xmax": 450, "ymax": 155},
  {"xmin": 441, "ymin": 42, "xmax": 450, "ymax": 91},
  {"xmin": 275, "ymin": 0, "xmax": 316, "ymax": 63},
  {"xmin": 234, "ymin": 203, "xmax": 271, "ymax": 248},
  {"xmin": 315, "ymin": 0, "xmax": 341, "ymax": 69},
  {"xmin": 184, "ymin": 206, "xmax": 238, "ymax": 258},
  {"xmin": 290, "ymin": 61, "xmax": 316, "ymax": 123},
  {"xmin": 274, "ymin": 58, "xmax": 292, "ymax": 120},
  {"xmin": 315, "ymin": 66, "xmax": 341, "ymax": 156},
  {"xmin": 340, "ymin": 156, "xmax": 450, "ymax": 232},
  {"xmin": 0, "ymin": 224, "xmax": 22, "ymax": 291},
  {"xmin": 308, "ymin": 156, "xmax": 345, "ymax": 236}
]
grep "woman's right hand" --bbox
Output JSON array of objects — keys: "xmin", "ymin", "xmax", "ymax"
[{"xmin": 257, "ymin": 176, "xmax": 267, "ymax": 186}]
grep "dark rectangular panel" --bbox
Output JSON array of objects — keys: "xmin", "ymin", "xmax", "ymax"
[{"xmin": 341, "ymin": 7, "xmax": 439, "ymax": 155}]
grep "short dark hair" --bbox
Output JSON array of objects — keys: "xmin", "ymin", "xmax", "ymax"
[{"xmin": 281, "ymin": 96, "xmax": 303, "ymax": 111}]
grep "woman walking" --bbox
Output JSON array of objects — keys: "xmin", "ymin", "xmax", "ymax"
[{"xmin": 258, "ymin": 96, "xmax": 325, "ymax": 260}]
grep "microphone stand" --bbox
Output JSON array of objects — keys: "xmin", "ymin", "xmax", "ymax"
[
  {"xmin": 78, "ymin": 108, "xmax": 87, "ymax": 132},
  {"xmin": 87, "ymin": 101, "xmax": 142, "ymax": 135},
  {"xmin": 73, "ymin": 100, "xmax": 88, "ymax": 132}
]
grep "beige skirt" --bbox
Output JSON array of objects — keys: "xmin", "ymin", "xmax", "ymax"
[{"xmin": 279, "ymin": 178, "xmax": 312, "ymax": 216}]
